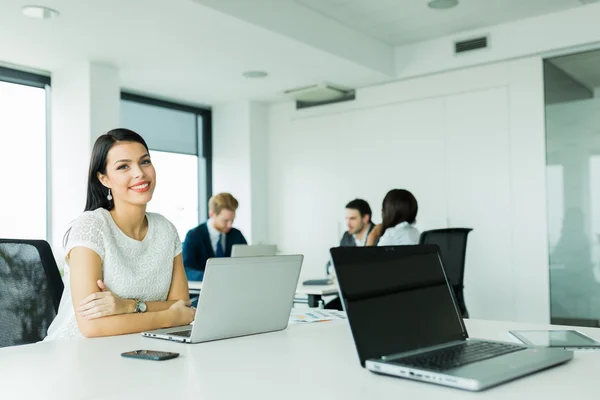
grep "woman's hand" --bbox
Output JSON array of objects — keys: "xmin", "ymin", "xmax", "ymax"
[
  {"xmin": 367, "ymin": 224, "xmax": 383, "ymax": 246},
  {"xmin": 168, "ymin": 300, "xmax": 195, "ymax": 327},
  {"xmin": 77, "ymin": 280, "xmax": 134, "ymax": 320}
]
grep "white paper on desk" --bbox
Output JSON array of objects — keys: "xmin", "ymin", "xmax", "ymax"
[{"xmin": 289, "ymin": 309, "xmax": 347, "ymax": 324}]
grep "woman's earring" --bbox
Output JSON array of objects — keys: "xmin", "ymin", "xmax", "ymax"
[{"xmin": 107, "ymin": 189, "xmax": 113, "ymax": 201}]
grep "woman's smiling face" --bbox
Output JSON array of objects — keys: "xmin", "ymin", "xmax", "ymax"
[{"xmin": 98, "ymin": 141, "xmax": 156, "ymax": 207}]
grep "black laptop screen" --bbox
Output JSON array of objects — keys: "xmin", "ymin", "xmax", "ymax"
[{"xmin": 330, "ymin": 245, "xmax": 467, "ymax": 366}]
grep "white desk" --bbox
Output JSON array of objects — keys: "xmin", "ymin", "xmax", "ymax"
[
  {"xmin": 295, "ymin": 283, "xmax": 338, "ymax": 307},
  {"xmin": 1, "ymin": 319, "xmax": 599, "ymax": 399},
  {"xmin": 188, "ymin": 281, "xmax": 338, "ymax": 307},
  {"xmin": 294, "ymin": 284, "xmax": 338, "ymax": 297}
]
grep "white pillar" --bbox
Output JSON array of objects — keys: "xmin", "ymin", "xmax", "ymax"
[
  {"xmin": 248, "ymin": 102, "xmax": 269, "ymax": 244},
  {"xmin": 212, "ymin": 101, "xmax": 268, "ymax": 244},
  {"xmin": 50, "ymin": 62, "xmax": 119, "ymax": 260}
]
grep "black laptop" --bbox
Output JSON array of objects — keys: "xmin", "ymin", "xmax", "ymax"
[{"xmin": 329, "ymin": 245, "xmax": 572, "ymax": 391}]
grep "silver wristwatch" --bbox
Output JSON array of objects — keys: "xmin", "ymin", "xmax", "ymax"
[{"xmin": 134, "ymin": 300, "xmax": 147, "ymax": 313}]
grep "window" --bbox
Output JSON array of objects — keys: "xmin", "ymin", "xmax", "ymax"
[
  {"xmin": 544, "ymin": 50, "xmax": 600, "ymax": 327},
  {"xmin": 0, "ymin": 68, "xmax": 50, "ymax": 240},
  {"xmin": 149, "ymin": 151, "xmax": 198, "ymax": 241},
  {"xmin": 120, "ymin": 93, "xmax": 211, "ymax": 240}
]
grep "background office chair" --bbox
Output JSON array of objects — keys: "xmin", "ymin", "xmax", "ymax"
[
  {"xmin": 0, "ymin": 239, "xmax": 64, "ymax": 347},
  {"xmin": 419, "ymin": 228, "xmax": 472, "ymax": 318}
]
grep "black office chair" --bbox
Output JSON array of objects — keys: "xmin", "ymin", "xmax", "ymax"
[
  {"xmin": 0, "ymin": 239, "xmax": 64, "ymax": 347},
  {"xmin": 419, "ymin": 228, "xmax": 472, "ymax": 318}
]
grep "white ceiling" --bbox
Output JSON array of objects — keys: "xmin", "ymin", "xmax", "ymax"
[
  {"xmin": 294, "ymin": 0, "xmax": 588, "ymax": 46},
  {"xmin": 0, "ymin": 0, "xmax": 390, "ymax": 106},
  {"xmin": 0, "ymin": 0, "xmax": 597, "ymax": 107}
]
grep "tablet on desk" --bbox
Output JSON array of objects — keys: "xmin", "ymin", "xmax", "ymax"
[{"xmin": 509, "ymin": 330, "xmax": 600, "ymax": 350}]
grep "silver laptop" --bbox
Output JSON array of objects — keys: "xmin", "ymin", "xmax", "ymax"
[
  {"xmin": 142, "ymin": 254, "xmax": 303, "ymax": 343},
  {"xmin": 231, "ymin": 244, "xmax": 277, "ymax": 258},
  {"xmin": 329, "ymin": 245, "xmax": 573, "ymax": 392}
]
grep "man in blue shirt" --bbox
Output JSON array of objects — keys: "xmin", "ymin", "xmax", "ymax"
[{"xmin": 183, "ymin": 192, "xmax": 247, "ymax": 281}]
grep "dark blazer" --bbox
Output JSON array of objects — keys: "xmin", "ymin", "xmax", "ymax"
[
  {"xmin": 326, "ymin": 222, "xmax": 376, "ymax": 275},
  {"xmin": 182, "ymin": 222, "xmax": 247, "ymax": 281}
]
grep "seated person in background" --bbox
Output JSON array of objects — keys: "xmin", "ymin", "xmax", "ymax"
[
  {"xmin": 326, "ymin": 199, "xmax": 376, "ymax": 275},
  {"xmin": 367, "ymin": 189, "xmax": 420, "ymax": 246},
  {"xmin": 44, "ymin": 129, "xmax": 195, "ymax": 340},
  {"xmin": 183, "ymin": 193, "xmax": 247, "ymax": 282},
  {"xmin": 324, "ymin": 199, "xmax": 375, "ymax": 310}
]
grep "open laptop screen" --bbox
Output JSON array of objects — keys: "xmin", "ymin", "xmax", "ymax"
[{"xmin": 330, "ymin": 245, "xmax": 467, "ymax": 366}]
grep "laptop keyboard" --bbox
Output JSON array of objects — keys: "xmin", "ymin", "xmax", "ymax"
[
  {"xmin": 169, "ymin": 329, "xmax": 192, "ymax": 337},
  {"xmin": 391, "ymin": 341, "xmax": 525, "ymax": 372}
]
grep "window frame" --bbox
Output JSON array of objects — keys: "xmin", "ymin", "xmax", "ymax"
[
  {"xmin": 0, "ymin": 66, "xmax": 50, "ymax": 88},
  {"xmin": 120, "ymin": 92, "xmax": 212, "ymax": 222}
]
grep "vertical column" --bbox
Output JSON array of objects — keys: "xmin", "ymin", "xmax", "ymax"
[
  {"xmin": 248, "ymin": 102, "xmax": 269, "ymax": 244},
  {"xmin": 212, "ymin": 101, "xmax": 269, "ymax": 244},
  {"xmin": 50, "ymin": 62, "xmax": 119, "ymax": 261},
  {"xmin": 507, "ymin": 57, "xmax": 550, "ymax": 323}
]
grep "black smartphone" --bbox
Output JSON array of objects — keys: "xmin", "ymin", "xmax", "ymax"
[{"xmin": 121, "ymin": 350, "xmax": 180, "ymax": 361}]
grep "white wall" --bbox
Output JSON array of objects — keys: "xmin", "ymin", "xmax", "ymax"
[
  {"xmin": 266, "ymin": 57, "xmax": 549, "ymax": 323},
  {"xmin": 213, "ymin": 102, "xmax": 252, "ymax": 239},
  {"xmin": 213, "ymin": 101, "xmax": 269, "ymax": 244},
  {"xmin": 506, "ymin": 60, "xmax": 549, "ymax": 324},
  {"xmin": 249, "ymin": 102, "xmax": 270, "ymax": 244}
]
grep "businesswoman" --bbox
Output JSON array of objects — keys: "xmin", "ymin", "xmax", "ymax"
[
  {"xmin": 367, "ymin": 189, "xmax": 420, "ymax": 246},
  {"xmin": 45, "ymin": 129, "xmax": 194, "ymax": 340}
]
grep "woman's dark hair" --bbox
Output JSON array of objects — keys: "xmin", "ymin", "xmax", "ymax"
[
  {"xmin": 85, "ymin": 128, "xmax": 149, "ymax": 212},
  {"xmin": 345, "ymin": 199, "xmax": 372, "ymax": 221},
  {"xmin": 381, "ymin": 189, "xmax": 418, "ymax": 233},
  {"xmin": 63, "ymin": 129, "xmax": 149, "ymax": 248}
]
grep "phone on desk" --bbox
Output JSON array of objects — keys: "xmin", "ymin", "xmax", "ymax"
[{"xmin": 121, "ymin": 350, "xmax": 179, "ymax": 361}]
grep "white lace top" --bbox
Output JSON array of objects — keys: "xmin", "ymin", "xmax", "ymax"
[{"xmin": 44, "ymin": 208, "xmax": 182, "ymax": 341}]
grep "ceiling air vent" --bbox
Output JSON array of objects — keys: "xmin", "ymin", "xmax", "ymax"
[
  {"xmin": 284, "ymin": 83, "xmax": 355, "ymax": 110},
  {"xmin": 454, "ymin": 36, "xmax": 488, "ymax": 54}
]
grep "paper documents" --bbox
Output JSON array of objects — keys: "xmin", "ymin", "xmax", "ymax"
[{"xmin": 289, "ymin": 308, "xmax": 347, "ymax": 324}]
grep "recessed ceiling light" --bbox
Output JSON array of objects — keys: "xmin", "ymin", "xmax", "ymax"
[
  {"xmin": 21, "ymin": 5, "xmax": 60, "ymax": 20},
  {"xmin": 242, "ymin": 70, "xmax": 268, "ymax": 79},
  {"xmin": 428, "ymin": 0, "xmax": 459, "ymax": 10}
]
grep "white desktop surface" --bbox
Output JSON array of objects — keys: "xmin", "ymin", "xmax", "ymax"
[
  {"xmin": 294, "ymin": 283, "xmax": 338, "ymax": 296},
  {"xmin": 1, "ymin": 319, "xmax": 600, "ymax": 399},
  {"xmin": 188, "ymin": 280, "xmax": 338, "ymax": 296}
]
